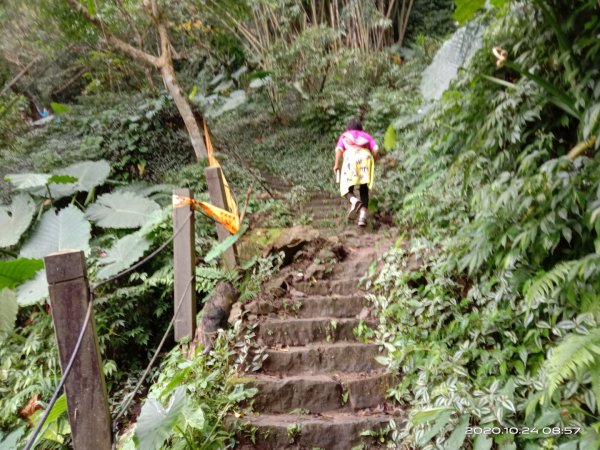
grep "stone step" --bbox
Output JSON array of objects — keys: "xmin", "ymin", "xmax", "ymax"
[
  {"xmin": 252, "ymin": 295, "xmax": 367, "ymax": 319},
  {"xmin": 236, "ymin": 412, "xmax": 398, "ymax": 450},
  {"xmin": 249, "ymin": 372, "xmax": 393, "ymax": 414},
  {"xmin": 308, "ymin": 211, "xmax": 347, "ymax": 221},
  {"xmin": 257, "ymin": 317, "xmax": 369, "ymax": 347},
  {"xmin": 307, "ymin": 190, "xmax": 338, "ymax": 198},
  {"xmin": 293, "ymin": 278, "xmax": 363, "ymax": 296},
  {"xmin": 331, "ymin": 259, "xmax": 376, "ymax": 280},
  {"xmin": 262, "ymin": 343, "xmax": 382, "ymax": 375},
  {"xmin": 306, "ymin": 201, "xmax": 345, "ymax": 209}
]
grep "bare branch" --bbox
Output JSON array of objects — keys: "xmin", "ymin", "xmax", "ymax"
[{"xmin": 64, "ymin": 0, "xmax": 160, "ymax": 68}]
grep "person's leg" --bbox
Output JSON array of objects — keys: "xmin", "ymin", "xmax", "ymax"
[
  {"xmin": 357, "ymin": 184, "xmax": 369, "ymax": 226},
  {"xmin": 358, "ymin": 184, "xmax": 369, "ymax": 209},
  {"xmin": 345, "ymin": 186, "xmax": 356, "ymax": 201},
  {"xmin": 346, "ymin": 186, "xmax": 362, "ymax": 218}
]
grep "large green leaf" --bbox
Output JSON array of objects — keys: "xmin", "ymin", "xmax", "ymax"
[
  {"xmin": 453, "ymin": 0, "xmax": 485, "ymax": 25},
  {"xmin": 135, "ymin": 387, "xmax": 186, "ymax": 450},
  {"xmin": 416, "ymin": 410, "xmax": 452, "ymax": 445},
  {"xmin": 445, "ymin": 415, "xmax": 470, "ymax": 450},
  {"xmin": 0, "ymin": 289, "xmax": 18, "ymax": 335},
  {"xmin": 383, "ymin": 124, "xmax": 396, "ymax": 152},
  {"xmin": 4, "ymin": 173, "xmax": 50, "ymax": 190},
  {"xmin": 47, "ymin": 160, "xmax": 111, "ymax": 199},
  {"xmin": 50, "ymin": 102, "xmax": 71, "ymax": 115},
  {"xmin": 0, "ymin": 258, "xmax": 44, "ymax": 290},
  {"xmin": 20, "ymin": 206, "xmax": 91, "ymax": 258},
  {"xmin": 411, "ymin": 407, "xmax": 450, "ymax": 425},
  {"xmin": 17, "ymin": 269, "xmax": 48, "ymax": 306},
  {"xmin": 0, "ymin": 194, "xmax": 35, "ymax": 248},
  {"xmin": 0, "ymin": 426, "xmax": 25, "ymax": 450},
  {"xmin": 473, "ymin": 434, "xmax": 493, "ymax": 450},
  {"xmin": 96, "ymin": 233, "xmax": 152, "ymax": 280},
  {"xmin": 85, "ymin": 192, "xmax": 160, "ymax": 229}
]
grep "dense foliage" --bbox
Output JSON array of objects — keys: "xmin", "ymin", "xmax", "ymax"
[
  {"xmin": 372, "ymin": 0, "xmax": 600, "ymax": 448},
  {"xmin": 6, "ymin": 0, "xmax": 600, "ymax": 449}
]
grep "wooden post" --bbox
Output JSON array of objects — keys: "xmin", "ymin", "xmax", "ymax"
[
  {"xmin": 204, "ymin": 166, "xmax": 238, "ymax": 269},
  {"xmin": 44, "ymin": 250, "xmax": 111, "ymax": 450},
  {"xmin": 172, "ymin": 188, "xmax": 197, "ymax": 342}
]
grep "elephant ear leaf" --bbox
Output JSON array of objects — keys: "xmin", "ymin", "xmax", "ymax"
[
  {"xmin": 20, "ymin": 206, "xmax": 91, "ymax": 258},
  {"xmin": 0, "ymin": 258, "xmax": 44, "ymax": 290},
  {"xmin": 0, "ymin": 194, "xmax": 36, "ymax": 248},
  {"xmin": 48, "ymin": 160, "xmax": 111, "ymax": 200},
  {"xmin": 134, "ymin": 387, "xmax": 187, "ymax": 450},
  {"xmin": 96, "ymin": 233, "xmax": 151, "ymax": 280},
  {"xmin": 0, "ymin": 289, "xmax": 18, "ymax": 335},
  {"xmin": 85, "ymin": 192, "xmax": 160, "ymax": 229},
  {"xmin": 17, "ymin": 270, "xmax": 49, "ymax": 306},
  {"xmin": 4, "ymin": 173, "xmax": 50, "ymax": 190}
]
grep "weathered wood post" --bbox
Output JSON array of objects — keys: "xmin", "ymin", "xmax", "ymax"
[
  {"xmin": 172, "ymin": 188, "xmax": 197, "ymax": 342},
  {"xmin": 204, "ymin": 166, "xmax": 238, "ymax": 269},
  {"xmin": 44, "ymin": 250, "xmax": 112, "ymax": 450}
]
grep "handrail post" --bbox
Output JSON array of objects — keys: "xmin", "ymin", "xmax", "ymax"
[
  {"xmin": 172, "ymin": 188, "xmax": 197, "ymax": 342},
  {"xmin": 44, "ymin": 250, "xmax": 111, "ymax": 450},
  {"xmin": 204, "ymin": 166, "xmax": 238, "ymax": 269}
]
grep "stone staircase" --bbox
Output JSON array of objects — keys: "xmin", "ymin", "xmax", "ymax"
[{"xmin": 235, "ymin": 195, "xmax": 401, "ymax": 449}]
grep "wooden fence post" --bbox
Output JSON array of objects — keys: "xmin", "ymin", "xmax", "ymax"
[
  {"xmin": 204, "ymin": 166, "xmax": 238, "ymax": 269},
  {"xmin": 44, "ymin": 250, "xmax": 112, "ymax": 450},
  {"xmin": 172, "ymin": 188, "xmax": 197, "ymax": 342}
]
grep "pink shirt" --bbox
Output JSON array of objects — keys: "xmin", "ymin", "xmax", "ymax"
[{"xmin": 336, "ymin": 130, "xmax": 377, "ymax": 152}]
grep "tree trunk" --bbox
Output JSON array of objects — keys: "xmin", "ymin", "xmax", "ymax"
[{"xmin": 160, "ymin": 64, "xmax": 207, "ymax": 159}]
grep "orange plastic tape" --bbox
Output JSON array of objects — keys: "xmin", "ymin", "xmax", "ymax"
[
  {"xmin": 172, "ymin": 195, "xmax": 239, "ymax": 234},
  {"xmin": 197, "ymin": 201, "xmax": 239, "ymax": 234}
]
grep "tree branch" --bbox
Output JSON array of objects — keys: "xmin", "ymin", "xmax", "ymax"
[{"xmin": 64, "ymin": 0, "xmax": 160, "ymax": 68}]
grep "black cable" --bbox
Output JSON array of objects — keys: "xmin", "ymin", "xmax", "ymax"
[
  {"xmin": 110, "ymin": 275, "xmax": 195, "ymax": 449},
  {"xmin": 92, "ymin": 211, "xmax": 193, "ymax": 290},
  {"xmin": 24, "ymin": 205, "xmax": 220, "ymax": 448},
  {"xmin": 23, "ymin": 296, "xmax": 94, "ymax": 450}
]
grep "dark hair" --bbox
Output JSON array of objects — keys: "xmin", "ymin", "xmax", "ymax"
[{"xmin": 346, "ymin": 117, "xmax": 363, "ymax": 131}]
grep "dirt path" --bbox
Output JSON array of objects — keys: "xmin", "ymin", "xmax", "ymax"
[{"xmin": 235, "ymin": 179, "xmax": 402, "ymax": 449}]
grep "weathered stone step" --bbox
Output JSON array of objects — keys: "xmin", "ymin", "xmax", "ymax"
[
  {"xmin": 306, "ymin": 201, "xmax": 346, "ymax": 210},
  {"xmin": 293, "ymin": 278, "xmax": 362, "ymax": 296},
  {"xmin": 257, "ymin": 317, "xmax": 369, "ymax": 346},
  {"xmin": 262, "ymin": 342, "xmax": 382, "ymax": 375},
  {"xmin": 249, "ymin": 372, "xmax": 393, "ymax": 414},
  {"xmin": 308, "ymin": 210, "xmax": 346, "ymax": 221},
  {"xmin": 331, "ymin": 259, "xmax": 377, "ymax": 280},
  {"xmin": 307, "ymin": 190, "xmax": 338, "ymax": 198},
  {"xmin": 236, "ymin": 412, "xmax": 398, "ymax": 450},
  {"xmin": 252, "ymin": 295, "xmax": 367, "ymax": 318}
]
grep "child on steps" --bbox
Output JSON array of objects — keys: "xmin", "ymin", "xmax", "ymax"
[{"xmin": 333, "ymin": 118, "xmax": 379, "ymax": 227}]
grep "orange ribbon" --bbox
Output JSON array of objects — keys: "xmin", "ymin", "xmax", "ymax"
[{"xmin": 172, "ymin": 194, "xmax": 239, "ymax": 234}]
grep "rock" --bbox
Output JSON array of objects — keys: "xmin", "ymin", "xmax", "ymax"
[
  {"xmin": 316, "ymin": 248, "xmax": 336, "ymax": 261},
  {"xmin": 305, "ymin": 263, "xmax": 326, "ymax": 279},
  {"xmin": 264, "ymin": 226, "xmax": 320, "ymax": 264},
  {"xmin": 263, "ymin": 274, "xmax": 288, "ymax": 298},
  {"xmin": 228, "ymin": 301, "xmax": 243, "ymax": 325}
]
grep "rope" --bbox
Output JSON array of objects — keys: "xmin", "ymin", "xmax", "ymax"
[
  {"xmin": 23, "ymin": 296, "xmax": 94, "ymax": 450},
  {"xmin": 92, "ymin": 211, "xmax": 193, "ymax": 290},
  {"xmin": 26, "ymin": 212, "xmax": 194, "ymax": 448},
  {"xmin": 110, "ymin": 275, "xmax": 195, "ymax": 449},
  {"xmin": 25, "ymin": 199, "xmax": 230, "ymax": 446}
]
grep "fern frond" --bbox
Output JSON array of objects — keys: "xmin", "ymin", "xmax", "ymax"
[
  {"xmin": 524, "ymin": 260, "xmax": 577, "ymax": 307},
  {"xmin": 546, "ymin": 327, "xmax": 600, "ymax": 397}
]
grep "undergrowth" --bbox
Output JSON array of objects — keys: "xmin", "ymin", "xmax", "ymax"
[{"xmin": 374, "ymin": 1, "xmax": 600, "ymax": 449}]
